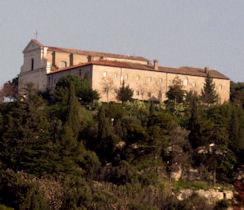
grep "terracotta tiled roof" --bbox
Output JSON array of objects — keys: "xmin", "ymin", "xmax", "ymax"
[
  {"xmin": 46, "ymin": 46, "xmax": 149, "ymax": 62},
  {"xmin": 31, "ymin": 39, "xmax": 44, "ymax": 47},
  {"xmin": 32, "ymin": 39, "xmax": 149, "ymax": 61},
  {"xmin": 47, "ymin": 60, "xmax": 229, "ymax": 80},
  {"xmin": 158, "ymin": 66, "xmax": 229, "ymax": 80}
]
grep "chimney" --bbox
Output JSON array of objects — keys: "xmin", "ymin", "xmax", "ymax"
[
  {"xmin": 153, "ymin": 59, "xmax": 158, "ymax": 70},
  {"xmin": 70, "ymin": 53, "xmax": 73, "ymax": 66},
  {"xmin": 52, "ymin": 51, "xmax": 56, "ymax": 66},
  {"xmin": 88, "ymin": 55, "xmax": 94, "ymax": 62},
  {"xmin": 204, "ymin": 66, "xmax": 210, "ymax": 73}
]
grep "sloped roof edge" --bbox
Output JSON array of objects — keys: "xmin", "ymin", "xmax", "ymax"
[
  {"xmin": 46, "ymin": 46, "xmax": 149, "ymax": 62},
  {"xmin": 47, "ymin": 60, "xmax": 229, "ymax": 80}
]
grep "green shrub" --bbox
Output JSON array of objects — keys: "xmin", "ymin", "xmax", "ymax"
[
  {"xmin": 173, "ymin": 180, "xmax": 208, "ymax": 190},
  {"xmin": 127, "ymin": 201, "xmax": 157, "ymax": 210},
  {"xmin": 0, "ymin": 169, "xmax": 50, "ymax": 210},
  {"xmin": 0, "ymin": 204, "xmax": 14, "ymax": 210}
]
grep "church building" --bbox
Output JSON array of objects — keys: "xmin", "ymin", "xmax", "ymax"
[{"xmin": 18, "ymin": 39, "xmax": 230, "ymax": 103}]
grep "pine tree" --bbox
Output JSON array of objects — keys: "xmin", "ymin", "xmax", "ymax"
[
  {"xmin": 0, "ymin": 84, "xmax": 54, "ymax": 175},
  {"xmin": 201, "ymin": 73, "xmax": 218, "ymax": 104}
]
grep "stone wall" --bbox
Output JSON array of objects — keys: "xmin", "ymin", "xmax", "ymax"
[
  {"xmin": 19, "ymin": 40, "xmax": 230, "ymax": 103},
  {"xmin": 47, "ymin": 65, "xmax": 92, "ymax": 90},
  {"xmin": 92, "ymin": 65, "xmax": 230, "ymax": 103},
  {"xmin": 19, "ymin": 42, "xmax": 48, "ymax": 93},
  {"xmin": 177, "ymin": 188, "xmax": 234, "ymax": 205}
]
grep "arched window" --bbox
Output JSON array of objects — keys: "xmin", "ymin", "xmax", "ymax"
[
  {"xmin": 183, "ymin": 78, "xmax": 188, "ymax": 86},
  {"xmin": 60, "ymin": 61, "xmax": 67, "ymax": 68}
]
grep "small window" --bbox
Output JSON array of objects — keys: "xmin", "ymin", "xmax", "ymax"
[
  {"xmin": 115, "ymin": 73, "xmax": 118, "ymax": 78},
  {"xmin": 136, "ymin": 75, "xmax": 140, "ymax": 81},
  {"xmin": 31, "ymin": 58, "xmax": 34, "ymax": 70},
  {"xmin": 183, "ymin": 79, "xmax": 188, "ymax": 86},
  {"xmin": 103, "ymin": 72, "xmax": 107, "ymax": 77},
  {"xmin": 158, "ymin": 91, "xmax": 162, "ymax": 97},
  {"xmin": 192, "ymin": 82, "xmax": 196, "ymax": 87},
  {"xmin": 120, "ymin": 76, "xmax": 123, "ymax": 81},
  {"xmin": 159, "ymin": 78, "xmax": 163, "ymax": 83},
  {"xmin": 147, "ymin": 92, "xmax": 151, "ymax": 97},
  {"xmin": 88, "ymin": 55, "xmax": 92, "ymax": 62},
  {"xmin": 136, "ymin": 91, "xmax": 140, "ymax": 96},
  {"xmin": 104, "ymin": 88, "xmax": 108, "ymax": 92},
  {"xmin": 219, "ymin": 84, "xmax": 222, "ymax": 90},
  {"xmin": 124, "ymin": 74, "xmax": 128, "ymax": 80},
  {"xmin": 60, "ymin": 61, "xmax": 67, "ymax": 68}
]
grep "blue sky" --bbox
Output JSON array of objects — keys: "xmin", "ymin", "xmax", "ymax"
[{"xmin": 0, "ymin": 0, "xmax": 243, "ymax": 87}]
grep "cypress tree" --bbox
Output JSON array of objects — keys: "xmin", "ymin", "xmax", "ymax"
[
  {"xmin": 56, "ymin": 83, "xmax": 84, "ymax": 175},
  {"xmin": 97, "ymin": 106, "xmax": 111, "ymax": 140},
  {"xmin": 188, "ymin": 96, "xmax": 201, "ymax": 148},
  {"xmin": 66, "ymin": 83, "xmax": 81, "ymax": 137},
  {"xmin": 201, "ymin": 72, "xmax": 218, "ymax": 104},
  {"xmin": 96, "ymin": 106, "xmax": 117, "ymax": 163},
  {"xmin": 229, "ymin": 106, "xmax": 244, "ymax": 153},
  {"xmin": 166, "ymin": 78, "xmax": 185, "ymax": 104},
  {"xmin": 116, "ymin": 81, "xmax": 133, "ymax": 103}
]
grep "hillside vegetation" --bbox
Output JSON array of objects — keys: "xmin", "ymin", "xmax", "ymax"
[{"xmin": 0, "ymin": 75, "xmax": 243, "ymax": 209}]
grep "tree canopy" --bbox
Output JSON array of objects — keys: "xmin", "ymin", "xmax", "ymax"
[
  {"xmin": 201, "ymin": 73, "xmax": 218, "ymax": 104},
  {"xmin": 54, "ymin": 74, "xmax": 99, "ymax": 104},
  {"xmin": 116, "ymin": 81, "xmax": 133, "ymax": 103},
  {"xmin": 166, "ymin": 77, "xmax": 185, "ymax": 104},
  {"xmin": 0, "ymin": 76, "xmax": 243, "ymax": 209}
]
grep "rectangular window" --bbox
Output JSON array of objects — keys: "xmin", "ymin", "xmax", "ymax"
[
  {"xmin": 147, "ymin": 92, "xmax": 151, "ymax": 97},
  {"xmin": 158, "ymin": 91, "xmax": 162, "ymax": 97},
  {"xmin": 103, "ymin": 72, "xmax": 107, "ymax": 77},
  {"xmin": 136, "ymin": 91, "xmax": 140, "ymax": 96},
  {"xmin": 183, "ymin": 79, "xmax": 188, "ymax": 86},
  {"xmin": 31, "ymin": 58, "xmax": 34, "ymax": 70}
]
